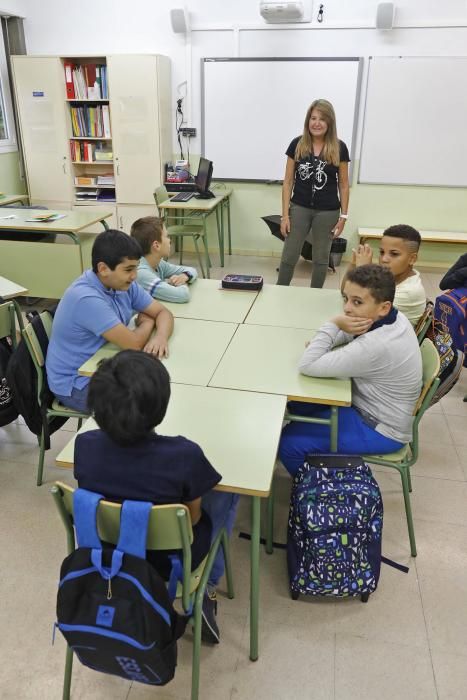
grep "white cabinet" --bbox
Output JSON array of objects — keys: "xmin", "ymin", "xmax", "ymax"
[
  {"xmin": 116, "ymin": 204, "xmax": 157, "ymax": 234},
  {"xmin": 12, "ymin": 56, "xmax": 73, "ymax": 205},
  {"xmin": 12, "ymin": 54, "xmax": 171, "ymax": 211}
]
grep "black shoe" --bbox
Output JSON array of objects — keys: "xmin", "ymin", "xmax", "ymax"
[{"xmin": 201, "ymin": 589, "xmax": 220, "ymax": 644}]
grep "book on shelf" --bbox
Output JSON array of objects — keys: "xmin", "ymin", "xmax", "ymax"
[
  {"xmin": 75, "ymin": 176, "xmax": 97, "ymax": 186},
  {"xmin": 96, "ymin": 174, "xmax": 115, "ymax": 185},
  {"xmin": 66, "ymin": 63, "xmax": 108, "ymax": 100},
  {"xmin": 94, "ymin": 148, "xmax": 113, "ymax": 161},
  {"xmin": 70, "ymin": 105, "xmax": 111, "ymax": 138}
]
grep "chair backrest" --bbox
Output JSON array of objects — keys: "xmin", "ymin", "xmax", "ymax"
[
  {"xmin": 415, "ymin": 300, "xmax": 434, "ymax": 344},
  {"xmin": 0, "ymin": 302, "xmax": 15, "ymax": 342},
  {"xmin": 21, "ymin": 310, "xmax": 52, "ymax": 368},
  {"xmin": 52, "ymin": 481, "xmax": 194, "ymax": 552},
  {"xmin": 414, "ymin": 338, "xmax": 441, "ymax": 416},
  {"xmin": 153, "ymin": 185, "xmax": 169, "ymax": 217}
]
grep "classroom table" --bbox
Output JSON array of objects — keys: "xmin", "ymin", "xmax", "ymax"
[
  {"xmin": 0, "ymin": 194, "xmax": 28, "ymax": 206},
  {"xmin": 0, "ymin": 207, "xmax": 112, "ymax": 298},
  {"xmin": 162, "ymin": 278, "xmax": 259, "ymax": 323},
  {"xmin": 358, "ymin": 226, "xmax": 467, "ymax": 267},
  {"xmin": 79, "ymin": 317, "xmax": 238, "ymax": 386},
  {"xmin": 0, "ymin": 275, "xmax": 28, "ymax": 300},
  {"xmin": 209, "ymin": 323, "xmax": 351, "ymax": 451},
  {"xmin": 158, "ymin": 189, "xmax": 232, "ymax": 268},
  {"xmin": 55, "ymin": 383, "xmax": 287, "ymax": 663},
  {"xmin": 245, "ymin": 283, "xmax": 343, "ymax": 330}
]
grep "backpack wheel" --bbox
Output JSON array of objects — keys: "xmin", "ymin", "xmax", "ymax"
[
  {"xmin": 360, "ymin": 592, "xmax": 370, "ymax": 603},
  {"xmin": 290, "ymin": 590, "xmax": 300, "ymax": 600}
]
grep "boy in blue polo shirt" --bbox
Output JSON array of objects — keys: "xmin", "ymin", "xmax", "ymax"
[{"xmin": 46, "ymin": 229, "xmax": 174, "ymax": 412}]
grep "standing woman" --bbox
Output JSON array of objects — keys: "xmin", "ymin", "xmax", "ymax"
[{"xmin": 277, "ymin": 99, "xmax": 350, "ymax": 288}]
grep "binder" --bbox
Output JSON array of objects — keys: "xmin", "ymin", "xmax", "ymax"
[
  {"xmin": 102, "ymin": 105, "xmax": 111, "ymax": 138},
  {"xmin": 64, "ymin": 61, "xmax": 75, "ymax": 99}
]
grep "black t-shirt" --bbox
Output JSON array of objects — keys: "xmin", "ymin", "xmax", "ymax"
[
  {"xmin": 74, "ymin": 429, "xmax": 221, "ymax": 578},
  {"xmin": 286, "ymin": 136, "xmax": 350, "ymax": 211}
]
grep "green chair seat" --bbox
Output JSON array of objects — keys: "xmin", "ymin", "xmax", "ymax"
[
  {"xmin": 51, "ymin": 399, "xmax": 85, "ymax": 415},
  {"xmin": 363, "ymin": 445, "xmax": 411, "ymax": 463}
]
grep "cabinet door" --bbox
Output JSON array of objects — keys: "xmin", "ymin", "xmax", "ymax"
[
  {"xmin": 12, "ymin": 57, "xmax": 73, "ymax": 204},
  {"xmin": 108, "ymin": 55, "xmax": 164, "ymax": 205},
  {"xmin": 117, "ymin": 204, "xmax": 157, "ymax": 234}
]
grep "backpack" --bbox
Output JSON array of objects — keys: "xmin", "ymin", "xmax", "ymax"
[
  {"xmin": 6, "ymin": 310, "xmax": 67, "ymax": 446},
  {"xmin": 287, "ymin": 455, "xmax": 383, "ymax": 603},
  {"xmin": 55, "ymin": 489, "xmax": 188, "ymax": 686},
  {"xmin": 0, "ymin": 336, "xmax": 18, "ymax": 427},
  {"xmin": 431, "ymin": 288, "xmax": 467, "ymax": 373}
]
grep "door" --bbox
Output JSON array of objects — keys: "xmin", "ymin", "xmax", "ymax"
[
  {"xmin": 108, "ymin": 55, "xmax": 164, "ymax": 205},
  {"xmin": 12, "ymin": 57, "xmax": 73, "ymax": 204}
]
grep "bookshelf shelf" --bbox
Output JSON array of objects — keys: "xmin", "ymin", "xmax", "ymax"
[
  {"xmin": 75, "ymin": 184, "xmax": 115, "ymax": 189},
  {"xmin": 70, "ymin": 137, "xmax": 112, "ymax": 141},
  {"xmin": 72, "ymin": 160, "xmax": 114, "ymax": 165},
  {"xmin": 66, "ymin": 98, "xmax": 109, "ymax": 103}
]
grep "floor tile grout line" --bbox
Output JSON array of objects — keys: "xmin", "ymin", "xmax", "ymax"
[{"xmin": 414, "ymin": 557, "xmax": 440, "ymax": 700}]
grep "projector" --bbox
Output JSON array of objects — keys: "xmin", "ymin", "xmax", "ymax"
[{"xmin": 260, "ymin": 1, "xmax": 309, "ymax": 23}]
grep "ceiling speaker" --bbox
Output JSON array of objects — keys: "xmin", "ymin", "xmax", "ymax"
[
  {"xmin": 170, "ymin": 8, "xmax": 189, "ymax": 34},
  {"xmin": 376, "ymin": 3, "xmax": 395, "ymax": 30}
]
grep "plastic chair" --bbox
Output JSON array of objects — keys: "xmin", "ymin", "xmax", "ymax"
[
  {"xmin": 21, "ymin": 311, "xmax": 89, "ymax": 486},
  {"xmin": 414, "ymin": 300, "xmax": 434, "ymax": 344},
  {"xmin": 154, "ymin": 186, "xmax": 210, "ymax": 279},
  {"xmin": 51, "ymin": 481, "xmax": 234, "ymax": 700},
  {"xmin": 0, "ymin": 300, "xmax": 24, "ymax": 348},
  {"xmin": 362, "ymin": 339, "xmax": 440, "ymax": 557}
]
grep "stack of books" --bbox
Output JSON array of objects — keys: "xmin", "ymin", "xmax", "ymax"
[
  {"xmin": 94, "ymin": 148, "xmax": 113, "ymax": 161},
  {"xmin": 75, "ymin": 175, "xmax": 97, "ymax": 186},
  {"xmin": 70, "ymin": 105, "xmax": 111, "ymax": 138},
  {"xmin": 96, "ymin": 174, "xmax": 115, "ymax": 185},
  {"xmin": 65, "ymin": 63, "xmax": 108, "ymax": 100}
]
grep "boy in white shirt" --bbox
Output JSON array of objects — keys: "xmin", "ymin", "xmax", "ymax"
[
  {"xmin": 131, "ymin": 216, "xmax": 198, "ymax": 303},
  {"xmin": 344, "ymin": 224, "xmax": 426, "ymax": 326}
]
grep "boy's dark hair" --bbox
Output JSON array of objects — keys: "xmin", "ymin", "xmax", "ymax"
[
  {"xmin": 346, "ymin": 264, "xmax": 396, "ymax": 304},
  {"xmin": 130, "ymin": 217, "xmax": 164, "ymax": 256},
  {"xmin": 91, "ymin": 229, "xmax": 143, "ymax": 273},
  {"xmin": 88, "ymin": 350, "xmax": 171, "ymax": 446},
  {"xmin": 382, "ymin": 224, "xmax": 421, "ymax": 252}
]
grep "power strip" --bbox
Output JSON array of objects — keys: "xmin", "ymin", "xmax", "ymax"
[{"xmin": 179, "ymin": 127, "xmax": 197, "ymax": 137}]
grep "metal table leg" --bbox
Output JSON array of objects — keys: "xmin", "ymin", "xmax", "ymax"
[{"xmin": 250, "ymin": 495, "xmax": 260, "ymax": 661}]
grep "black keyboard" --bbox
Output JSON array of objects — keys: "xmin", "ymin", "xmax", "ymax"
[{"xmin": 170, "ymin": 191, "xmax": 194, "ymax": 203}]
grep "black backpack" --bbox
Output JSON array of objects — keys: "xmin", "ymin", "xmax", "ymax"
[
  {"xmin": 56, "ymin": 489, "xmax": 188, "ymax": 686},
  {"xmin": 0, "ymin": 336, "xmax": 18, "ymax": 427},
  {"xmin": 6, "ymin": 310, "xmax": 67, "ymax": 446}
]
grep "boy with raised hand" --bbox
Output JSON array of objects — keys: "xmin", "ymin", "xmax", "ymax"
[
  {"xmin": 344, "ymin": 224, "xmax": 426, "ymax": 326},
  {"xmin": 46, "ymin": 229, "xmax": 174, "ymax": 413},
  {"xmin": 75, "ymin": 350, "xmax": 239, "ymax": 644},
  {"xmin": 130, "ymin": 216, "xmax": 198, "ymax": 303},
  {"xmin": 279, "ymin": 264, "xmax": 422, "ymax": 476}
]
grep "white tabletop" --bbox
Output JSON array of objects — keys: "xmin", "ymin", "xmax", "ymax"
[
  {"xmin": 79, "ymin": 317, "xmax": 238, "ymax": 387},
  {"xmin": 209, "ymin": 323, "xmax": 351, "ymax": 406},
  {"xmin": 162, "ymin": 279, "xmax": 259, "ymax": 323},
  {"xmin": 159, "ymin": 189, "xmax": 232, "ymax": 213},
  {"xmin": 0, "ymin": 207, "xmax": 113, "ymax": 233},
  {"xmin": 56, "ymin": 384, "xmax": 286, "ymax": 497},
  {"xmin": 245, "ymin": 284, "xmax": 343, "ymax": 330},
  {"xmin": 0, "ymin": 275, "xmax": 28, "ymax": 300}
]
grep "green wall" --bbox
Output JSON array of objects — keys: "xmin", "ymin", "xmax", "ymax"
[
  {"xmin": 219, "ymin": 161, "xmax": 467, "ymax": 267},
  {"xmin": 0, "ymin": 150, "xmax": 26, "ymax": 195}
]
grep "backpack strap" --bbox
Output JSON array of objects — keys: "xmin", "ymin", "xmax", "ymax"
[
  {"xmin": 73, "ymin": 488, "xmax": 104, "ymax": 549},
  {"xmin": 115, "ymin": 500, "xmax": 152, "ymax": 559}
]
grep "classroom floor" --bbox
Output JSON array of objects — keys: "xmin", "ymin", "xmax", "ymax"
[{"xmin": 1, "ymin": 256, "xmax": 466, "ymax": 700}]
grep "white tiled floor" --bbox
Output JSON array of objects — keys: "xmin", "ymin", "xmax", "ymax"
[{"xmin": 1, "ymin": 256, "xmax": 466, "ymax": 699}]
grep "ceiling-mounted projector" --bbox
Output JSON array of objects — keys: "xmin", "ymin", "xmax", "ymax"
[{"xmin": 260, "ymin": 1, "xmax": 310, "ymax": 23}]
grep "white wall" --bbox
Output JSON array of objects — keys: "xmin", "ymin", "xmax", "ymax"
[{"xmin": 19, "ymin": 0, "xmax": 467, "ymax": 159}]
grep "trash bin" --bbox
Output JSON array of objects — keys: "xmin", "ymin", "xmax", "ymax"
[{"xmin": 329, "ymin": 237, "xmax": 347, "ymax": 268}]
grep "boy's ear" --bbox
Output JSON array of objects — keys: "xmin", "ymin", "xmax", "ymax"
[
  {"xmin": 151, "ymin": 239, "xmax": 161, "ymax": 252},
  {"xmin": 378, "ymin": 300, "xmax": 392, "ymax": 317},
  {"xmin": 408, "ymin": 250, "xmax": 418, "ymax": 266}
]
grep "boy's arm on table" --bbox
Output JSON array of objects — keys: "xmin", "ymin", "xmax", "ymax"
[{"xmin": 299, "ymin": 319, "xmax": 373, "ymax": 378}]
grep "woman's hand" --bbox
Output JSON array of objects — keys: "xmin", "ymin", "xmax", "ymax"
[
  {"xmin": 280, "ymin": 215, "xmax": 291, "ymax": 237},
  {"xmin": 332, "ymin": 218, "xmax": 346, "ymax": 238}
]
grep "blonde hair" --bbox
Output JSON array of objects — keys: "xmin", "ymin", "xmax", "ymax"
[{"xmin": 295, "ymin": 99, "xmax": 340, "ymax": 166}]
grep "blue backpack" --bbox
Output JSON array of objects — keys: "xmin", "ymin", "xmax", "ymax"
[
  {"xmin": 432, "ymin": 288, "xmax": 467, "ymax": 372},
  {"xmin": 287, "ymin": 455, "xmax": 383, "ymax": 603},
  {"xmin": 55, "ymin": 490, "xmax": 187, "ymax": 686}
]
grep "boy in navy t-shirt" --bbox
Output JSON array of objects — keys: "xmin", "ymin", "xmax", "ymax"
[{"xmin": 74, "ymin": 350, "xmax": 238, "ymax": 644}]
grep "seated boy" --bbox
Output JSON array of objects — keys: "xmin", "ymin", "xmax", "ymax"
[
  {"xmin": 74, "ymin": 349, "xmax": 239, "ymax": 644},
  {"xmin": 344, "ymin": 224, "xmax": 426, "ymax": 326},
  {"xmin": 46, "ymin": 229, "xmax": 174, "ymax": 412},
  {"xmin": 280, "ymin": 264, "xmax": 422, "ymax": 476},
  {"xmin": 130, "ymin": 216, "xmax": 198, "ymax": 303},
  {"xmin": 439, "ymin": 252, "xmax": 467, "ymax": 290}
]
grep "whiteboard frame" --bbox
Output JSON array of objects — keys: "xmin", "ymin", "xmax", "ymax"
[
  {"xmin": 358, "ymin": 56, "xmax": 467, "ymax": 188},
  {"xmin": 201, "ymin": 57, "xmax": 363, "ymax": 183}
]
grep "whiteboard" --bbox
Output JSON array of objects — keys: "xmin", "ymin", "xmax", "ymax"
[
  {"xmin": 359, "ymin": 57, "xmax": 467, "ymax": 187},
  {"xmin": 201, "ymin": 58, "xmax": 362, "ymax": 181}
]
